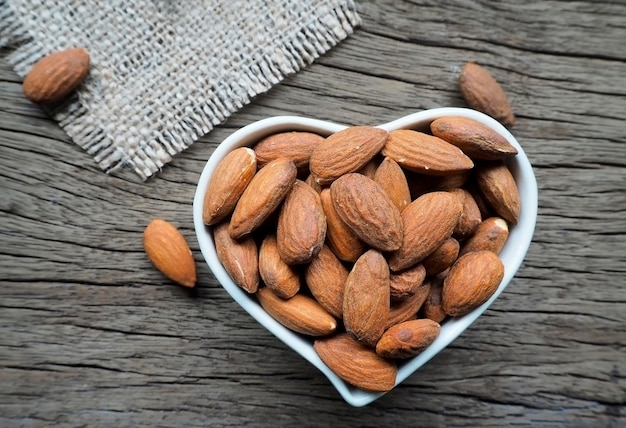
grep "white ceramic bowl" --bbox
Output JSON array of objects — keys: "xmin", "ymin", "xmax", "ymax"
[{"xmin": 193, "ymin": 108, "xmax": 538, "ymax": 407}]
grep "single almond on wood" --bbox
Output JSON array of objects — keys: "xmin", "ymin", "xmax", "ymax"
[
  {"xmin": 343, "ymin": 250, "xmax": 390, "ymax": 347},
  {"xmin": 430, "ymin": 116, "xmax": 518, "ymax": 160},
  {"xmin": 475, "ymin": 161, "xmax": 521, "ymax": 225},
  {"xmin": 382, "ymin": 129, "xmax": 474, "ymax": 176},
  {"xmin": 254, "ymin": 131, "xmax": 325, "ymax": 174},
  {"xmin": 320, "ymin": 188, "xmax": 367, "ymax": 262},
  {"xmin": 229, "ymin": 158, "xmax": 297, "ymax": 239},
  {"xmin": 451, "ymin": 188, "xmax": 482, "ymax": 239},
  {"xmin": 203, "ymin": 147, "xmax": 257, "ymax": 225},
  {"xmin": 387, "ymin": 279, "xmax": 431, "ymax": 329},
  {"xmin": 277, "ymin": 180, "xmax": 327, "ymax": 265},
  {"xmin": 213, "ymin": 221, "xmax": 259, "ymax": 293},
  {"xmin": 22, "ymin": 47, "xmax": 90, "ymax": 104},
  {"xmin": 374, "ymin": 157, "xmax": 411, "ymax": 213},
  {"xmin": 259, "ymin": 234, "xmax": 300, "ymax": 299},
  {"xmin": 421, "ymin": 237, "xmax": 460, "ymax": 276},
  {"xmin": 310, "ymin": 126, "xmax": 389, "ymax": 185},
  {"xmin": 389, "ymin": 264, "xmax": 426, "ymax": 302},
  {"xmin": 256, "ymin": 288, "xmax": 337, "ymax": 336},
  {"xmin": 376, "ymin": 319, "xmax": 441, "ymax": 359},
  {"xmin": 459, "ymin": 217, "xmax": 509, "ymax": 256},
  {"xmin": 314, "ymin": 333, "xmax": 397, "ymax": 392},
  {"xmin": 305, "ymin": 245, "xmax": 349, "ymax": 319},
  {"xmin": 442, "ymin": 250, "xmax": 505, "ymax": 317},
  {"xmin": 388, "ymin": 191, "xmax": 462, "ymax": 272},
  {"xmin": 330, "ymin": 173, "xmax": 403, "ymax": 252},
  {"xmin": 143, "ymin": 218, "xmax": 196, "ymax": 288},
  {"xmin": 458, "ymin": 61, "xmax": 515, "ymax": 127}
]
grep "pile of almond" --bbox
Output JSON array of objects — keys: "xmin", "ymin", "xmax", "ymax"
[{"xmin": 202, "ymin": 116, "xmax": 520, "ymax": 392}]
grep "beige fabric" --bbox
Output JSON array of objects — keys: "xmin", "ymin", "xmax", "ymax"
[{"xmin": 0, "ymin": 0, "xmax": 360, "ymax": 179}]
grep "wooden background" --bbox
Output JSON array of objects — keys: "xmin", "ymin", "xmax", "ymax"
[{"xmin": 1, "ymin": 1, "xmax": 625, "ymax": 426}]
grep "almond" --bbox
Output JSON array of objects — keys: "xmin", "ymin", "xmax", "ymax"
[
  {"xmin": 203, "ymin": 147, "xmax": 257, "ymax": 225},
  {"xmin": 320, "ymin": 188, "xmax": 367, "ymax": 262},
  {"xmin": 475, "ymin": 161, "xmax": 521, "ymax": 224},
  {"xmin": 459, "ymin": 217, "xmax": 509, "ymax": 256},
  {"xmin": 359, "ymin": 157, "xmax": 381, "ymax": 180},
  {"xmin": 143, "ymin": 219, "xmax": 196, "ymax": 288},
  {"xmin": 314, "ymin": 333, "xmax": 397, "ymax": 392},
  {"xmin": 451, "ymin": 188, "xmax": 482, "ymax": 239},
  {"xmin": 310, "ymin": 126, "xmax": 389, "ymax": 185},
  {"xmin": 304, "ymin": 174, "xmax": 322, "ymax": 194},
  {"xmin": 382, "ymin": 129, "xmax": 474, "ymax": 175},
  {"xmin": 305, "ymin": 245, "xmax": 349, "ymax": 318},
  {"xmin": 387, "ymin": 280, "xmax": 431, "ymax": 329},
  {"xmin": 374, "ymin": 157, "xmax": 411, "ymax": 212},
  {"xmin": 389, "ymin": 264, "xmax": 426, "ymax": 302},
  {"xmin": 388, "ymin": 191, "xmax": 462, "ymax": 272},
  {"xmin": 343, "ymin": 250, "xmax": 390, "ymax": 347},
  {"xmin": 277, "ymin": 180, "xmax": 326, "ymax": 265},
  {"xmin": 330, "ymin": 173, "xmax": 403, "ymax": 252},
  {"xmin": 213, "ymin": 221, "xmax": 259, "ymax": 293},
  {"xmin": 376, "ymin": 319, "xmax": 441, "ymax": 359},
  {"xmin": 259, "ymin": 234, "xmax": 300, "ymax": 299},
  {"xmin": 442, "ymin": 250, "xmax": 505, "ymax": 317},
  {"xmin": 22, "ymin": 47, "xmax": 90, "ymax": 104},
  {"xmin": 256, "ymin": 288, "xmax": 336, "ymax": 336},
  {"xmin": 254, "ymin": 131, "xmax": 324, "ymax": 174},
  {"xmin": 430, "ymin": 116, "xmax": 518, "ymax": 160},
  {"xmin": 421, "ymin": 237, "xmax": 460, "ymax": 276},
  {"xmin": 458, "ymin": 61, "xmax": 515, "ymax": 127},
  {"xmin": 229, "ymin": 158, "xmax": 297, "ymax": 239},
  {"xmin": 420, "ymin": 272, "xmax": 447, "ymax": 323}
]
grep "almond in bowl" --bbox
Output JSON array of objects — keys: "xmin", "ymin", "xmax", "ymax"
[{"xmin": 193, "ymin": 108, "xmax": 537, "ymax": 407}]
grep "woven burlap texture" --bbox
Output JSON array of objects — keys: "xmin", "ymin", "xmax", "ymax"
[{"xmin": 0, "ymin": 0, "xmax": 360, "ymax": 179}]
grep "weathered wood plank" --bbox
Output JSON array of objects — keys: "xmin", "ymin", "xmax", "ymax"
[{"xmin": 1, "ymin": 0, "xmax": 625, "ymax": 426}]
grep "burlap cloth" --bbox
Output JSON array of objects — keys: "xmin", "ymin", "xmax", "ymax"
[{"xmin": 0, "ymin": 0, "xmax": 360, "ymax": 179}]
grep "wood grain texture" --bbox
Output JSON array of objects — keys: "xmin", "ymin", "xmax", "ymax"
[{"xmin": 1, "ymin": 1, "xmax": 625, "ymax": 426}]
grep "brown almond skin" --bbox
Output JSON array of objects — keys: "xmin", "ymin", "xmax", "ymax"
[
  {"xmin": 304, "ymin": 174, "xmax": 322, "ymax": 194},
  {"xmin": 451, "ymin": 188, "xmax": 482, "ymax": 239},
  {"xmin": 143, "ymin": 219, "xmax": 196, "ymax": 288},
  {"xmin": 314, "ymin": 333, "xmax": 397, "ymax": 392},
  {"xmin": 460, "ymin": 217, "xmax": 509, "ymax": 256},
  {"xmin": 330, "ymin": 173, "xmax": 403, "ymax": 252},
  {"xmin": 388, "ymin": 191, "xmax": 462, "ymax": 272},
  {"xmin": 430, "ymin": 116, "xmax": 518, "ymax": 160},
  {"xmin": 305, "ymin": 245, "xmax": 349, "ymax": 319},
  {"xmin": 359, "ymin": 157, "xmax": 381, "ymax": 180},
  {"xmin": 422, "ymin": 237, "xmax": 460, "ymax": 277},
  {"xmin": 459, "ymin": 61, "xmax": 516, "ymax": 127},
  {"xmin": 389, "ymin": 264, "xmax": 426, "ymax": 302},
  {"xmin": 374, "ymin": 157, "xmax": 411, "ymax": 213},
  {"xmin": 310, "ymin": 126, "xmax": 389, "ymax": 185},
  {"xmin": 213, "ymin": 221, "xmax": 259, "ymax": 293},
  {"xmin": 203, "ymin": 147, "xmax": 257, "ymax": 225},
  {"xmin": 442, "ymin": 250, "xmax": 505, "ymax": 317},
  {"xmin": 229, "ymin": 158, "xmax": 297, "ymax": 239},
  {"xmin": 376, "ymin": 319, "xmax": 441, "ymax": 359},
  {"xmin": 475, "ymin": 161, "xmax": 521, "ymax": 225},
  {"xmin": 277, "ymin": 180, "xmax": 327, "ymax": 265},
  {"xmin": 383, "ymin": 129, "xmax": 474, "ymax": 176},
  {"xmin": 420, "ymin": 271, "xmax": 448, "ymax": 323},
  {"xmin": 256, "ymin": 288, "xmax": 336, "ymax": 336},
  {"xmin": 23, "ymin": 47, "xmax": 90, "ymax": 104},
  {"xmin": 320, "ymin": 188, "xmax": 367, "ymax": 262},
  {"xmin": 259, "ymin": 234, "xmax": 300, "ymax": 299},
  {"xmin": 343, "ymin": 250, "xmax": 390, "ymax": 347},
  {"xmin": 254, "ymin": 131, "xmax": 325, "ymax": 175},
  {"xmin": 387, "ymin": 280, "xmax": 431, "ymax": 329}
]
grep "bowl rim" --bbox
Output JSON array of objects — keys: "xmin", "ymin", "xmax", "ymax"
[{"xmin": 193, "ymin": 107, "xmax": 538, "ymax": 407}]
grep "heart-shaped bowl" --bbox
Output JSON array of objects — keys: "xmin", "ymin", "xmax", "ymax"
[{"xmin": 193, "ymin": 107, "xmax": 538, "ymax": 407}]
